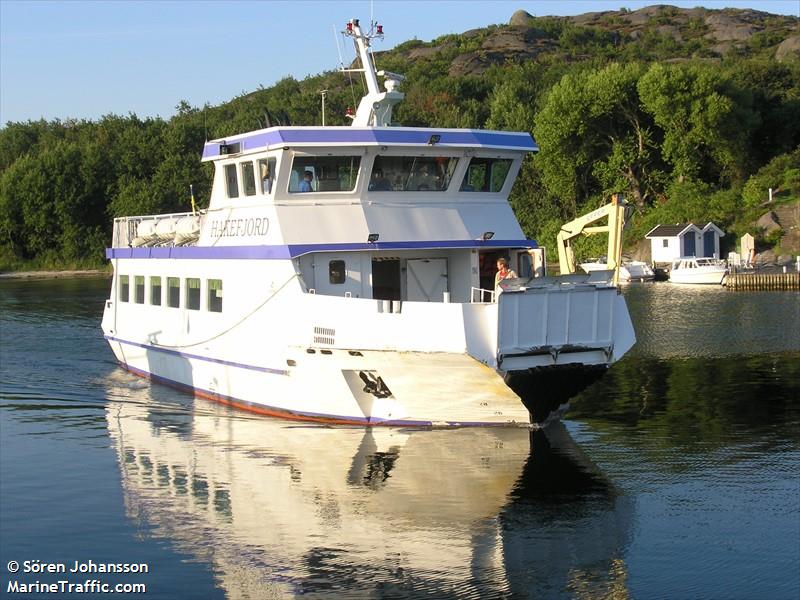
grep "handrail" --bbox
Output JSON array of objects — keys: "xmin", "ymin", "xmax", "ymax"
[{"xmin": 470, "ymin": 286, "xmax": 495, "ymax": 303}]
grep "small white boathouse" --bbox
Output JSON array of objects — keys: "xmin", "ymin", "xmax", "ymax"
[{"xmin": 646, "ymin": 222, "xmax": 725, "ymax": 263}]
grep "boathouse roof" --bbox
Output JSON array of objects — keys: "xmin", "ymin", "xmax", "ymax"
[
  {"xmin": 646, "ymin": 223, "xmax": 725, "ymax": 238},
  {"xmin": 645, "ymin": 224, "xmax": 697, "ymax": 238}
]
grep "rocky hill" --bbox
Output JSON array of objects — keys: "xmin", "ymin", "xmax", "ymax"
[{"xmin": 386, "ymin": 5, "xmax": 799, "ymax": 77}]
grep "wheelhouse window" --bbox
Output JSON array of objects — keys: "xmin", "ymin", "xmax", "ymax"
[
  {"xmin": 119, "ymin": 275, "xmax": 129, "ymax": 302},
  {"xmin": 224, "ymin": 164, "xmax": 239, "ymax": 198},
  {"xmin": 150, "ymin": 276, "xmax": 162, "ymax": 306},
  {"xmin": 167, "ymin": 277, "xmax": 180, "ymax": 308},
  {"xmin": 371, "ymin": 156, "xmax": 458, "ymax": 192},
  {"xmin": 134, "ymin": 276, "xmax": 145, "ymax": 304},
  {"xmin": 208, "ymin": 279, "xmax": 223, "ymax": 313},
  {"xmin": 241, "ymin": 161, "xmax": 256, "ymax": 196},
  {"xmin": 258, "ymin": 158, "xmax": 276, "ymax": 195},
  {"xmin": 329, "ymin": 260, "xmax": 346, "ymax": 284},
  {"xmin": 186, "ymin": 278, "xmax": 200, "ymax": 310},
  {"xmin": 288, "ymin": 155, "xmax": 361, "ymax": 193},
  {"xmin": 459, "ymin": 158, "xmax": 512, "ymax": 193}
]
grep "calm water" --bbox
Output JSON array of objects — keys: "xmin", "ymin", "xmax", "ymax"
[{"xmin": 1, "ymin": 278, "xmax": 798, "ymax": 599}]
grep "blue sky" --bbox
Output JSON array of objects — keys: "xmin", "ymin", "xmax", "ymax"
[{"xmin": 1, "ymin": 0, "xmax": 798, "ymax": 125}]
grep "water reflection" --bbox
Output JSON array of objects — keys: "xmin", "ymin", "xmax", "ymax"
[
  {"xmin": 622, "ymin": 284, "xmax": 800, "ymax": 358},
  {"xmin": 105, "ymin": 375, "xmax": 632, "ymax": 598},
  {"xmin": 571, "ymin": 353, "xmax": 800, "ymax": 446}
]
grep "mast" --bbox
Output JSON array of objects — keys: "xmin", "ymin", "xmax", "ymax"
[{"xmin": 342, "ymin": 18, "xmax": 405, "ymax": 127}]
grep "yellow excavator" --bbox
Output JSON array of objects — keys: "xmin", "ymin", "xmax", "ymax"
[{"xmin": 556, "ymin": 193, "xmax": 632, "ymax": 286}]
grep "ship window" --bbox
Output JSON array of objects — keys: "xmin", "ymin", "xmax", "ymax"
[
  {"xmin": 208, "ymin": 279, "xmax": 223, "ymax": 312},
  {"xmin": 289, "ymin": 155, "xmax": 361, "ymax": 193},
  {"xmin": 224, "ymin": 164, "xmax": 239, "ymax": 198},
  {"xmin": 258, "ymin": 158, "xmax": 276, "ymax": 195},
  {"xmin": 134, "ymin": 276, "xmax": 145, "ymax": 304},
  {"xmin": 150, "ymin": 276, "xmax": 162, "ymax": 306},
  {"xmin": 167, "ymin": 277, "xmax": 180, "ymax": 308},
  {"xmin": 186, "ymin": 278, "xmax": 201, "ymax": 310},
  {"xmin": 459, "ymin": 158, "xmax": 512, "ymax": 192},
  {"xmin": 241, "ymin": 161, "xmax": 256, "ymax": 196},
  {"xmin": 371, "ymin": 155, "xmax": 458, "ymax": 192},
  {"xmin": 329, "ymin": 260, "xmax": 346, "ymax": 284},
  {"xmin": 119, "ymin": 275, "xmax": 129, "ymax": 302}
]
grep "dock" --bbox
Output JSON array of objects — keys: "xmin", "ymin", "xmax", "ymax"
[{"xmin": 725, "ymin": 271, "xmax": 799, "ymax": 291}]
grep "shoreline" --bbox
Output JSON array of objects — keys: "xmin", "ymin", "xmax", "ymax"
[{"xmin": 0, "ymin": 269, "xmax": 109, "ymax": 280}]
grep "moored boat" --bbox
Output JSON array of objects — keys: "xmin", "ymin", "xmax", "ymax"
[
  {"xmin": 101, "ymin": 19, "xmax": 636, "ymax": 426},
  {"xmin": 580, "ymin": 259, "xmax": 655, "ymax": 282},
  {"xmin": 668, "ymin": 256, "xmax": 727, "ymax": 285}
]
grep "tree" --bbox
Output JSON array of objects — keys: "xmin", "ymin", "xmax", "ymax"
[
  {"xmin": 638, "ymin": 62, "xmax": 759, "ymax": 186},
  {"xmin": 534, "ymin": 62, "xmax": 663, "ymax": 212}
]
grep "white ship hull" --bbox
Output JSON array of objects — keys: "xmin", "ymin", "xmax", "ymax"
[{"xmin": 102, "ymin": 258, "xmax": 634, "ymax": 426}]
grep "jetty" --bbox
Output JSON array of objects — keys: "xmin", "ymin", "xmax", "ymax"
[{"xmin": 725, "ymin": 271, "xmax": 799, "ymax": 291}]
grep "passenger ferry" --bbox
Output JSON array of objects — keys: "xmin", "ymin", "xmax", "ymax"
[{"xmin": 101, "ymin": 19, "xmax": 636, "ymax": 426}]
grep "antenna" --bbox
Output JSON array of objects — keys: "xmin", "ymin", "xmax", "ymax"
[{"xmin": 333, "ymin": 24, "xmax": 345, "ymax": 69}]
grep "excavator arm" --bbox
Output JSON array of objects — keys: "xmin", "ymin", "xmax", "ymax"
[{"xmin": 556, "ymin": 193, "xmax": 629, "ymax": 286}]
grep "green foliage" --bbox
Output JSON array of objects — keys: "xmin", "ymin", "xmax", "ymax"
[
  {"xmin": 741, "ymin": 148, "xmax": 800, "ymax": 208},
  {"xmin": 1, "ymin": 7, "xmax": 798, "ymax": 270},
  {"xmin": 534, "ymin": 62, "xmax": 664, "ymax": 212},
  {"xmin": 638, "ymin": 62, "xmax": 758, "ymax": 184}
]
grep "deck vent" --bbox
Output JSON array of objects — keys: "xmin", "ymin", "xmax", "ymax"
[{"xmin": 313, "ymin": 326, "xmax": 335, "ymax": 345}]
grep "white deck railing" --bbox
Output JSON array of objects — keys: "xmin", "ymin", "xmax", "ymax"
[
  {"xmin": 112, "ymin": 211, "xmax": 204, "ymax": 248},
  {"xmin": 470, "ymin": 286, "xmax": 496, "ymax": 304}
]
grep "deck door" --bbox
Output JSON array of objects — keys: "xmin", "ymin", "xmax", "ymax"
[{"xmin": 406, "ymin": 258, "xmax": 448, "ymax": 302}]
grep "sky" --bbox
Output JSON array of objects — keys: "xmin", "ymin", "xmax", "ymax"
[{"xmin": 1, "ymin": 0, "xmax": 798, "ymax": 125}]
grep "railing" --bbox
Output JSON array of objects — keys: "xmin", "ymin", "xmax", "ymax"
[
  {"xmin": 470, "ymin": 287, "xmax": 496, "ymax": 303},
  {"xmin": 112, "ymin": 211, "xmax": 204, "ymax": 248}
]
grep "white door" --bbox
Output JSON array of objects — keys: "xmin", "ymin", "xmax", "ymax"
[{"xmin": 406, "ymin": 258, "xmax": 448, "ymax": 302}]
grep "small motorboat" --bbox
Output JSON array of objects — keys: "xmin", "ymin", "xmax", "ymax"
[
  {"xmin": 668, "ymin": 257, "xmax": 727, "ymax": 285},
  {"xmin": 580, "ymin": 258, "xmax": 655, "ymax": 283}
]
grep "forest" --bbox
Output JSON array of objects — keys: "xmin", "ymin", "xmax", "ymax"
[{"xmin": 1, "ymin": 5, "xmax": 798, "ymax": 269}]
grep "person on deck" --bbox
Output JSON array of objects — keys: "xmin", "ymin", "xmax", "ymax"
[{"xmin": 495, "ymin": 258, "xmax": 517, "ymax": 290}]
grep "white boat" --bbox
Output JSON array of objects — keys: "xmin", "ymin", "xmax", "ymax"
[
  {"xmin": 101, "ymin": 19, "xmax": 636, "ymax": 426},
  {"xmin": 580, "ymin": 259, "xmax": 655, "ymax": 282},
  {"xmin": 668, "ymin": 257, "xmax": 727, "ymax": 285}
]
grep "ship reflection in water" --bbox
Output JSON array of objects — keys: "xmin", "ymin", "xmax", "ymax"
[{"xmin": 106, "ymin": 375, "xmax": 632, "ymax": 599}]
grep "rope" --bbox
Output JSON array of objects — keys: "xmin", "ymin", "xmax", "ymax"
[{"xmin": 152, "ymin": 273, "xmax": 300, "ymax": 350}]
